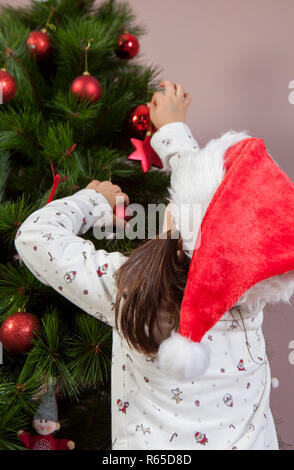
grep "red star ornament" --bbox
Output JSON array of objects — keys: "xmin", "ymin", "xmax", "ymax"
[{"xmin": 128, "ymin": 134, "xmax": 163, "ymax": 173}]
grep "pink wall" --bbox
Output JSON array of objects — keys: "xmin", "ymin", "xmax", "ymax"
[{"xmin": 2, "ymin": 0, "xmax": 294, "ymax": 448}]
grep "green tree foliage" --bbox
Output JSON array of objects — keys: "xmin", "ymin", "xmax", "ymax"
[{"xmin": 0, "ymin": 0, "xmax": 168, "ymax": 449}]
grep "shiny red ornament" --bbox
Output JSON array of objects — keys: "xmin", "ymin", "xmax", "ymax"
[
  {"xmin": 0, "ymin": 312, "xmax": 41, "ymax": 354},
  {"xmin": 71, "ymin": 73, "xmax": 102, "ymax": 103},
  {"xmin": 27, "ymin": 30, "xmax": 52, "ymax": 61},
  {"xmin": 115, "ymin": 32, "xmax": 140, "ymax": 59},
  {"xmin": 128, "ymin": 135, "xmax": 163, "ymax": 173},
  {"xmin": 0, "ymin": 69, "xmax": 17, "ymax": 103},
  {"xmin": 113, "ymin": 203, "xmax": 131, "ymax": 221},
  {"xmin": 126, "ymin": 104, "xmax": 150, "ymax": 138}
]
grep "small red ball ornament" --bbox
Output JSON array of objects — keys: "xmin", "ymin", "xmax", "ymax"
[
  {"xmin": 126, "ymin": 104, "xmax": 150, "ymax": 137},
  {"xmin": 0, "ymin": 312, "xmax": 41, "ymax": 354},
  {"xmin": 113, "ymin": 203, "xmax": 131, "ymax": 222},
  {"xmin": 26, "ymin": 30, "xmax": 52, "ymax": 61},
  {"xmin": 0, "ymin": 69, "xmax": 17, "ymax": 103},
  {"xmin": 115, "ymin": 32, "xmax": 140, "ymax": 59},
  {"xmin": 70, "ymin": 73, "xmax": 102, "ymax": 103}
]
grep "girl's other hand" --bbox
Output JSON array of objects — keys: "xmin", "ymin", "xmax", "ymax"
[
  {"xmin": 85, "ymin": 180, "xmax": 130, "ymax": 227},
  {"xmin": 146, "ymin": 79, "xmax": 192, "ymax": 130},
  {"xmin": 85, "ymin": 180, "xmax": 129, "ymax": 209}
]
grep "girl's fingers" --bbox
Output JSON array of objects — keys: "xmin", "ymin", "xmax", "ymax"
[
  {"xmin": 114, "ymin": 192, "xmax": 130, "ymax": 206},
  {"xmin": 159, "ymin": 79, "xmax": 176, "ymax": 97},
  {"xmin": 184, "ymin": 93, "xmax": 192, "ymax": 106},
  {"xmin": 120, "ymin": 192, "xmax": 130, "ymax": 206},
  {"xmin": 175, "ymin": 83, "xmax": 185, "ymax": 99},
  {"xmin": 112, "ymin": 184, "xmax": 122, "ymax": 193},
  {"xmin": 159, "ymin": 80, "xmax": 187, "ymax": 103},
  {"xmin": 86, "ymin": 180, "xmax": 100, "ymax": 190},
  {"xmin": 150, "ymin": 91, "xmax": 164, "ymax": 107},
  {"xmin": 98, "ymin": 180, "xmax": 111, "ymax": 188}
]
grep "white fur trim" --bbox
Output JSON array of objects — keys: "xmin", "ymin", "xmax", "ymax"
[
  {"xmin": 158, "ymin": 331, "xmax": 211, "ymax": 381},
  {"xmin": 237, "ymin": 270, "xmax": 294, "ymax": 313},
  {"xmin": 169, "ymin": 130, "xmax": 250, "ymax": 255}
]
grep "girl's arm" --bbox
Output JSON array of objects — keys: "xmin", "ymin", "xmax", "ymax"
[
  {"xmin": 150, "ymin": 121, "xmax": 200, "ymax": 171},
  {"xmin": 14, "ymin": 188, "xmax": 127, "ymax": 328}
]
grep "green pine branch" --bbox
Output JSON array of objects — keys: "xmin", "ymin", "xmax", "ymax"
[
  {"xmin": 67, "ymin": 313, "xmax": 112, "ymax": 387},
  {"xmin": 0, "ymin": 150, "xmax": 10, "ymax": 202},
  {"xmin": 0, "ymin": 194, "xmax": 35, "ymax": 245},
  {"xmin": 0, "ymin": 0, "xmax": 168, "ymax": 449},
  {"xmin": 0, "ymin": 263, "xmax": 42, "ymax": 321},
  {"xmin": 0, "ymin": 404, "xmax": 30, "ymax": 450},
  {"xmin": 24, "ymin": 307, "xmax": 79, "ymax": 398},
  {"xmin": 0, "ymin": 107, "xmax": 43, "ymax": 159},
  {"xmin": 0, "ymin": 374, "xmax": 42, "ymax": 416}
]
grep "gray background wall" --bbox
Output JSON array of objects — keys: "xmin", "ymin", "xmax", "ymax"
[{"xmin": 2, "ymin": 0, "xmax": 294, "ymax": 447}]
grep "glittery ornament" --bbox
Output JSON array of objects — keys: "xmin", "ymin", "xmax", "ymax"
[
  {"xmin": 0, "ymin": 311, "xmax": 41, "ymax": 354},
  {"xmin": 0, "ymin": 69, "xmax": 17, "ymax": 103},
  {"xmin": 126, "ymin": 104, "xmax": 150, "ymax": 138},
  {"xmin": 27, "ymin": 30, "xmax": 52, "ymax": 61},
  {"xmin": 115, "ymin": 32, "xmax": 139, "ymax": 59}
]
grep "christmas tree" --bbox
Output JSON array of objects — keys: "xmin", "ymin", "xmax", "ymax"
[{"xmin": 0, "ymin": 0, "xmax": 169, "ymax": 450}]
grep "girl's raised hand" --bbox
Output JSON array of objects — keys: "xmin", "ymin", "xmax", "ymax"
[{"xmin": 147, "ymin": 79, "xmax": 192, "ymax": 130}]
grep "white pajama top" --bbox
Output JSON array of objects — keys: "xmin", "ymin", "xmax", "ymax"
[{"xmin": 14, "ymin": 122, "xmax": 279, "ymax": 450}]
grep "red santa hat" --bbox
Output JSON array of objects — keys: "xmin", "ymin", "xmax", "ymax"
[{"xmin": 158, "ymin": 131, "xmax": 294, "ymax": 381}]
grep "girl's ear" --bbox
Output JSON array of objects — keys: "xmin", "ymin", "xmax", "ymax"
[
  {"xmin": 162, "ymin": 202, "xmax": 176, "ymax": 234},
  {"xmin": 177, "ymin": 238, "xmax": 188, "ymax": 263},
  {"xmin": 177, "ymin": 237, "xmax": 183, "ymax": 250}
]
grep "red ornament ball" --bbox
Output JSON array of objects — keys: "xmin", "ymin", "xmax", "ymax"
[
  {"xmin": 0, "ymin": 312, "xmax": 41, "ymax": 354},
  {"xmin": 27, "ymin": 30, "xmax": 52, "ymax": 61},
  {"xmin": 0, "ymin": 69, "xmax": 17, "ymax": 103},
  {"xmin": 126, "ymin": 104, "xmax": 150, "ymax": 137},
  {"xmin": 113, "ymin": 203, "xmax": 131, "ymax": 222},
  {"xmin": 71, "ymin": 73, "xmax": 102, "ymax": 103},
  {"xmin": 115, "ymin": 32, "xmax": 140, "ymax": 59}
]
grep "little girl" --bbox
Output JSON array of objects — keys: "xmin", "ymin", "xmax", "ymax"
[{"xmin": 14, "ymin": 80, "xmax": 294, "ymax": 450}]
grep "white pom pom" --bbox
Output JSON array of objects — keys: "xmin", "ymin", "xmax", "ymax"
[{"xmin": 158, "ymin": 331, "xmax": 211, "ymax": 381}]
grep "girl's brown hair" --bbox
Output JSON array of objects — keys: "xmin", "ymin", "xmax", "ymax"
[
  {"xmin": 114, "ymin": 230, "xmax": 190, "ymax": 355},
  {"xmin": 114, "ymin": 232, "xmax": 249, "ymax": 358}
]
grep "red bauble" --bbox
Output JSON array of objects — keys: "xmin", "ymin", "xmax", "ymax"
[
  {"xmin": 0, "ymin": 69, "xmax": 17, "ymax": 103},
  {"xmin": 71, "ymin": 73, "xmax": 102, "ymax": 103},
  {"xmin": 126, "ymin": 104, "xmax": 150, "ymax": 138},
  {"xmin": 113, "ymin": 203, "xmax": 131, "ymax": 221},
  {"xmin": 115, "ymin": 32, "xmax": 140, "ymax": 59},
  {"xmin": 27, "ymin": 30, "xmax": 52, "ymax": 61},
  {"xmin": 0, "ymin": 312, "xmax": 41, "ymax": 354}
]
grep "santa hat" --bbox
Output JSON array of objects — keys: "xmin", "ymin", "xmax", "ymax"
[{"xmin": 158, "ymin": 131, "xmax": 294, "ymax": 381}]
